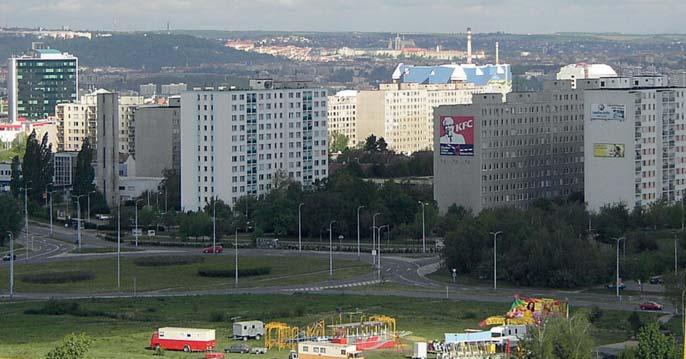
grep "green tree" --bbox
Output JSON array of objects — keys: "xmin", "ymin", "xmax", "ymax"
[
  {"xmin": 21, "ymin": 131, "xmax": 54, "ymax": 202},
  {"xmin": 377, "ymin": 137, "xmax": 388, "ymax": 152},
  {"xmin": 45, "ymin": 333, "xmax": 92, "ymax": 359},
  {"xmin": 72, "ymin": 138, "xmax": 95, "ymax": 197},
  {"xmin": 329, "ymin": 132, "xmax": 349, "ymax": 154},
  {"xmin": 179, "ymin": 211, "xmax": 212, "ymax": 239},
  {"xmin": 160, "ymin": 169, "xmax": 180, "ymax": 211},
  {"xmin": 636, "ymin": 323, "xmax": 677, "ymax": 359},
  {"xmin": 203, "ymin": 198, "xmax": 234, "ymax": 236},
  {"xmin": 522, "ymin": 311, "xmax": 594, "ymax": 359},
  {"xmin": 9, "ymin": 155, "xmax": 21, "ymax": 198},
  {"xmin": 363, "ymin": 135, "xmax": 378, "ymax": 152},
  {"xmin": 0, "ymin": 132, "xmax": 26, "ymax": 162},
  {"xmin": 0, "ymin": 195, "xmax": 22, "ymax": 247}
]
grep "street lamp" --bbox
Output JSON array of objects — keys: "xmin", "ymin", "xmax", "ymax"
[
  {"xmin": 86, "ymin": 190, "xmax": 95, "ymax": 222},
  {"xmin": 23, "ymin": 181, "xmax": 31, "ymax": 259},
  {"xmin": 134, "ymin": 199, "xmax": 144, "ymax": 247},
  {"xmin": 490, "ymin": 231, "xmax": 503, "ymax": 290},
  {"xmin": 235, "ymin": 228, "xmax": 239, "ymax": 288},
  {"xmin": 7, "ymin": 232, "xmax": 14, "ymax": 299},
  {"xmin": 117, "ymin": 201, "xmax": 121, "ymax": 290},
  {"xmin": 298, "ymin": 203, "xmax": 304, "ymax": 254},
  {"xmin": 212, "ymin": 196, "xmax": 217, "ymax": 254},
  {"xmin": 72, "ymin": 193, "xmax": 89, "ymax": 250},
  {"xmin": 676, "ymin": 232, "xmax": 680, "ymax": 275},
  {"xmin": 329, "ymin": 220, "xmax": 336, "ymax": 280},
  {"xmin": 377, "ymin": 225, "xmax": 389, "ymax": 280},
  {"xmin": 47, "ymin": 186, "xmax": 56, "ymax": 238},
  {"xmin": 372, "ymin": 213, "xmax": 382, "ymax": 262},
  {"xmin": 612, "ymin": 236, "xmax": 625, "ymax": 298},
  {"xmin": 356, "ymin": 205, "xmax": 365, "ymax": 259},
  {"xmin": 418, "ymin": 201, "xmax": 426, "ymax": 253}
]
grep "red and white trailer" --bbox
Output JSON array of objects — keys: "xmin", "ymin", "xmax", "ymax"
[{"xmin": 150, "ymin": 327, "xmax": 216, "ymax": 352}]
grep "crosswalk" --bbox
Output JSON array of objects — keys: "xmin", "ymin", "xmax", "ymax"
[{"xmin": 284, "ymin": 280, "xmax": 381, "ymax": 292}]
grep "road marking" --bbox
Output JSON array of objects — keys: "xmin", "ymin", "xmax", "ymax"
[{"xmin": 284, "ymin": 280, "xmax": 382, "ymax": 293}]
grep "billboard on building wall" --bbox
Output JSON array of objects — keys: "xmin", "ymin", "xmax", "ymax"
[
  {"xmin": 591, "ymin": 104, "xmax": 625, "ymax": 121},
  {"xmin": 593, "ymin": 143, "xmax": 625, "ymax": 158},
  {"xmin": 439, "ymin": 115, "xmax": 474, "ymax": 156}
]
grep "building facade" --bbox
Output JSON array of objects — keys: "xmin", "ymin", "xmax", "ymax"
[
  {"xmin": 326, "ymin": 90, "xmax": 358, "ymax": 146},
  {"xmin": 584, "ymin": 76, "xmax": 686, "ymax": 211},
  {"xmin": 95, "ymin": 92, "xmax": 120, "ymax": 206},
  {"xmin": 7, "ymin": 47, "xmax": 78, "ymax": 122},
  {"xmin": 433, "ymin": 80, "xmax": 585, "ymax": 213},
  {"xmin": 180, "ymin": 79, "xmax": 329, "ymax": 211},
  {"xmin": 53, "ymin": 151, "xmax": 78, "ymax": 186},
  {"xmin": 134, "ymin": 97, "xmax": 181, "ymax": 177}
]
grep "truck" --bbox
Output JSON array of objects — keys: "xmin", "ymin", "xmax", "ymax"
[
  {"xmin": 233, "ymin": 320, "xmax": 265, "ymax": 340},
  {"xmin": 297, "ymin": 341, "xmax": 364, "ymax": 359},
  {"xmin": 149, "ymin": 327, "xmax": 216, "ymax": 352}
]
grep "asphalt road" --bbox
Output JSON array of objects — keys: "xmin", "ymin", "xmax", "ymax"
[{"xmin": 0, "ymin": 221, "xmax": 672, "ymax": 314}]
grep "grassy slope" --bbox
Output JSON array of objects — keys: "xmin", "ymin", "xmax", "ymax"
[{"xmin": 0, "ymin": 293, "xmax": 659, "ymax": 359}]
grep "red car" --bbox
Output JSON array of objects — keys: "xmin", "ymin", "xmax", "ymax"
[
  {"xmin": 639, "ymin": 301, "xmax": 663, "ymax": 311},
  {"xmin": 202, "ymin": 245, "xmax": 223, "ymax": 254}
]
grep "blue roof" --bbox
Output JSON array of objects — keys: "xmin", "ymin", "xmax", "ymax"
[
  {"xmin": 445, "ymin": 331, "xmax": 494, "ymax": 344},
  {"xmin": 395, "ymin": 63, "xmax": 511, "ymax": 86},
  {"xmin": 399, "ymin": 65, "xmax": 455, "ymax": 84}
]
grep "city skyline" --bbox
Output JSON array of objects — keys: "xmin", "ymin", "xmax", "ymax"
[{"xmin": 0, "ymin": 0, "xmax": 685, "ymax": 34}]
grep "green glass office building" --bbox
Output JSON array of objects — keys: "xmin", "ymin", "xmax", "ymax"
[{"xmin": 7, "ymin": 48, "xmax": 78, "ymax": 122}]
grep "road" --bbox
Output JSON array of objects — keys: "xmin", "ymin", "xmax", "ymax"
[{"xmin": 0, "ymin": 221, "xmax": 671, "ymax": 314}]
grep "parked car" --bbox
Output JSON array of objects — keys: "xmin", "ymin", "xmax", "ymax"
[
  {"xmin": 250, "ymin": 347, "xmax": 267, "ymax": 354},
  {"xmin": 225, "ymin": 344, "xmax": 251, "ymax": 354},
  {"xmin": 2, "ymin": 254, "xmax": 16, "ymax": 261},
  {"xmin": 640, "ymin": 301, "xmax": 663, "ymax": 311},
  {"xmin": 203, "ymin": 245, "xmax": 223, "ymax": 254},
  {"xmin": 649, "ymin": 276, "xmax": 664, "ymax": 284},
  {"xmin": 606, "ymin": 282, "xmax": 626, "ymax": 290}
]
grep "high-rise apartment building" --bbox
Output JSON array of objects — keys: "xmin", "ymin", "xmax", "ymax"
[
  {"xmin": 433, "ymin": 79, "xmax": 585, "ymax": 213},
  {"xmin": 326, "ymin": 90, "xmax": 357, "ymax": 146},
  {"xmin": 7, "ymin": 46, "xmax": 78, "ymax": 122},
  {"xmin": 134, "ymin": 97, "xmax": 181, "ymax": 177},
  {"xmin": 584, "ymin": 76, "xmax": 686, "ymax": 211},
  {"xmin": 139, "ymin": 83, "xmax": 157, "ymax": 97},
  {"xmin": 161, "ymin": 83, "xmax": 187, "ymax": 96},
  {"xmin": 181, "ymin": 79, "xmax": 329, "ymax": 211},
  {"xmin": 96, "ymin": 92, "xmax": 120, "ymax": 206}
]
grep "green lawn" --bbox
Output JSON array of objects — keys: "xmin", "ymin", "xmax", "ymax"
[
  {"xmin": 0, "ymin": 255, "xmax": 371, "ymax": 294},
  {"xmin": 0, "ymin": 294, "xmax": 661, "ymax": 359}
]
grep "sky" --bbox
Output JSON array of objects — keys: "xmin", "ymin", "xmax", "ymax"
[{"xmin": 0, "ymin": 0, "xmax": 685, "ymax": 34}]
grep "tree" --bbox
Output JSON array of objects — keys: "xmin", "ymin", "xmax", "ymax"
[
  {"xmin": 521, "ymin": 311, "xmax": 594, "ymax": 359},
  {"xmin": 179, "ymin": 211, "xmax": 212, "ymax": 239},
  {"xmin": 363, "ymin": 135, "xmax": 378, "ymax": 152},
  {"xmin": 45, "ymin": 333, "xmax": 92, "ymax": 359},
  {"xmin": 9, "ymin": 155, "xmax": 21, "ymax": 198},
  {"xmin": 636, "ymin": 323, "xmax": 677, "ymax": 359},
  {"xmin": 329, "ymin": 132, "xmax": 349, "ymax": 154},
  {"xmin": 21, "ymin": 131, "xmax": 54, "ymax": 202},
  {"xmin": 73, "ymin": 138, "xmax": 95, "ymax": 197},
  {"xmin": 0, "ymin": 132, "xmax": 26, "ymax": 162},
  {"xmin": 160, "ymin": 169, "xmax": 180, "ymax": 211},
  {"xmin": 203, "ymin": 198, "xmax": 234, "ymax": 236},
  {"xmin": 377, "ymin": 137, "xmax": 388, "ymax": 152},
  {"xmin": 0, "ymin": 195, "xmax": 22, "ymax": 247}
]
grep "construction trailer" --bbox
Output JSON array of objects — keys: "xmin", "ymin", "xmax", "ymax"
[
  {"xmin": 149, "ymin": 327, "xmax": 216, "ymax": 352},
  {"xmin": 297, "ymin": 341, "xmax": 364, "ymax": 359}
]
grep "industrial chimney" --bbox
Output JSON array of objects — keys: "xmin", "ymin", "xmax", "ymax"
[
  {"xmin": 467, "ymin": 27, "xmax": 472, "ymax": 64},
  {"xmin": 495, "ymin": 41, "xmax": 499, "ymax": 65}
]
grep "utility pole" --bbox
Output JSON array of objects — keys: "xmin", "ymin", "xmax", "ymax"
[
  {"xmin": 48, "ymin": 189, "xmax": 55, "ymax": 237},
  {"xmin": 356, "ymin": 205, "xmax": 365, "ymax": 260},
  {"xmin": 212, "ymin": 196, "xmax": 217, "ymax": 253},
  {"xmin": 329, "ymin": 220, "xmax": 336, "ymax": 280},
  {"xmin": 377, "ymin": 225, "xmax": 389, "ymax": 280},
  {"xmin": 612, "ymin": 237, "xmax": 625, "ymax": 298},
  {"xmin": 73, "ymin": 194, "xmax": 85, "ymax": 250},
  {"xmin": 23, "ymin": 182, "xmax": 31, "ymax": 259},
  {"xmin": 8, "ymin": 232, "xmax": 14, "ymax": 299},
  {"xmin": 134, "ymin": 199, "xmax": 143, "ymax": 247},
  {"xmin": 490, "ymin": 231, "xmax": 503, "ymax": 290},
  {"xmin": 298, "ymin": 203, "xmax": 304, "ymax": 254},
  {"xmin": 372, "ymin": 213, "xmax": 382, "ymax": 266},
  {"xmin": 117, "ymin": 201, "xmax": 121, "ymax": 290},
  {"xmin": 419, "ymin": 201, "xmax": 426, "ymax": 253},
  {"xmin": 235, "ymin": 228, "xmax": 238, "ymax": 288}
]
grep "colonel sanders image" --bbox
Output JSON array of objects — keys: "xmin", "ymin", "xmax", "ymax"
[{"xmin": 440, "ymin": 117, "xmax": 466, "ymax": 145}]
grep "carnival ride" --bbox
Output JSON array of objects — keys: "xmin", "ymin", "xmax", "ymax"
[{"xmin": 479, "ymin": 295, "xmax": 568, "ymax": 327}]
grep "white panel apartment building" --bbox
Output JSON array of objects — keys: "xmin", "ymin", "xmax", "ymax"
[
  {"xmin": 585, "ymin": 76, "xmax": 686, "ymax": 211},
  {"xmin": 327, "ymin": 90, "xmax": 358, "ymax": 146},
  {"xmin": 181, "ymin": 80, "xmax": 329, "ymax": 211}
]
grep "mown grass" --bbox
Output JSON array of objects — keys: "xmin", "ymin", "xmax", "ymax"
[
  {"xmin": 0, "ymin": 255, "xmax": 370, "ymax": 294},
  {"xmin": 0, "ymin": 294, "xmax": 661, "ymax": 359}
]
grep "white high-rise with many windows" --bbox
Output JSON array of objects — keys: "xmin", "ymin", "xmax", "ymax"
[{"xmin": 180, "ymin": 79, "xmax": 329, "ymax": 211}]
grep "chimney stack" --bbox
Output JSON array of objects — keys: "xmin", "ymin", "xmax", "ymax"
[
  {"xmin": 495, "ymin": 41, "xmax": 499, "ymax": 65},
  {"xmin": 467, "ymin": 27, "xmax": 472, "ymax": 64}
]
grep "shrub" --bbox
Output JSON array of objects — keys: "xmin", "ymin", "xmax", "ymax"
[
  {"xmin": 24, "ymin": 300, "xmax": 81, "ymax": 315},
  {"xmin": 197, "ymin": 267, "xmax": 271, "ymax": 278},
  {"xmin": 134, "ymin": 256, "xmax": 204, "ymax": 267},
  {"xmin": 461, "ymin": 311, "xmax": 477, "ymax": 319},
  {"xmin": 209, "ymin": 311, "xmax": 226, "ymax": 322},
  {"xmin": 46, "ymin": 333, "xmax": 92, "ymax": 359},
  {"xmin": 20, "ymin": 271, "xmax": 95, "ymax": 284},
  {"xmin": 589, "ymin": 306, "xmax": 604, "ymax": 324}
]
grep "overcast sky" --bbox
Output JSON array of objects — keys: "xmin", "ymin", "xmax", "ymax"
[{"xmin": 0, "ymin": 0, "xmax": 684, "ymax": 34}]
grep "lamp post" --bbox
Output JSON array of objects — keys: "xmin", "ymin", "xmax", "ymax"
[
  {"xmin": 681, "ymin": 289, "xmax": 686, "ymax": 358},
  {"xmin": 356, "ymin": 205, "xmax": 365, "ymax": 259},
  {"xmin": 490, "ymin": 231, "xmax": 503, "ymax": 290},
  {"xmin": 235, "ymin": 228, "xmax": 239, "ymax": 288},
  {"xmin": 612, "ymin": 237, "xmax": 625, "ymax": 298},
  {"xmin": 23, "ymin": 182, "xmax": 31, "ymax": 259},
  {"xmin": 298, "ymin": 203, "xmax": 304, "ymax": 254},
  {"xmin": 212, "ymin": 197, "xmax": 217, "ymax": 254},
  {"xmin": 117, "ymin": 201, "xmax": 121, "ymax": 290},
  {"xmin": 676, "ymin": 232, "xmax": 680, "ymax": 275},
  {"xmin": 418, "ymin": 201, "xmax": 426, "ymax": 253},
  {"xmin": 7, "ymin": 232, "xmax": 14, "ymax": 299},
  {"xmin": 377, "ymin": 225, "xmax": 389, "ymax": 280},
  {"xmin": 86, "ymin": 190, "xmax": 95, "ymax": 222},
  {"xmin": 134, "ymin": 199, "xmax": 143, "ymax": 247},
  {"xmin": 372, "ymin": 213, "xmax": 382, "ymax": 265},
  {"xmin": 47, "ymin": 188, "xmax": 56, "ymax": 237},
  {"xmin": 72, "ymin": 193, "xmax": 89, "ymax": 250},
  {"xmin": 329, "ymin": 220, "xmax": 336, "ymax": 280}
]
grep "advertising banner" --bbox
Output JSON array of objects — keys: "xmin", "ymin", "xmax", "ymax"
[
  {"xmin": 591, "ymin": 104, "xmax": 625, "ymax": 121},
  {"xmin": 594, "ymin": 143, "xmax": 625, "ymax": 158},
  {"xmin": 439, "ymin": 116, "xmax": 474, "ymax": 156}
]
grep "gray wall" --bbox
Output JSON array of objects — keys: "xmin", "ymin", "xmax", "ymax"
[
  {"xmin": 134, "ymin": 106, "xmax": 180, "ymax": 177},
  {"xmin": 96, "ymin": 93, "xmax": 120, "ymax": 207}
]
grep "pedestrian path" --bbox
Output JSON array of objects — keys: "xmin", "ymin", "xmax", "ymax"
[{"xmin": 284, "ymin": 280, "xmax": 381, "ymax": 292}]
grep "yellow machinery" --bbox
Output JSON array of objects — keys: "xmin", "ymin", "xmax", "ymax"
[
  {"xmin": 265, "ymin": 322, "xmax": 299, "ymax": 350},
  {"xmin": 368, "ymin": 315, "xmax": 396, "ymax": 334}
]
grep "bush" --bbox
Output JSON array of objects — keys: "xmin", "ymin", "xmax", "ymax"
[
  {"xmin": 133, "ymin": 256, "xmax": 204, "ymax": 267},
  {"xmin": 24, "ymin": 300, "xmax": 81, "ymax": 315},
  {"xmin": 46, "ymin": 333, "xmax": 92, "ymax": 359},
  {"xmin": 461, "ymin": 311, "xmax": 477, "ymax": 319},
  {"xmin": 197, "ymin": 267, "xmax": 271, "ymax": 278},
  {"xmin": 209, "ymin": 311, "xmax": 226, "ymax": 322},
  {"xmin": 20, "ymin": 271, "xmax": 95, "ymax": 284},
  {"xmin": 589, "ymin": 306, "xmax": 604, "ymax": 324}
]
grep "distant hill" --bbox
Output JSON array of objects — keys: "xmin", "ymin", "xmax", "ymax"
[{"xmin": 0, "ymin": 33, "xmax": 283, "ymax": 71}]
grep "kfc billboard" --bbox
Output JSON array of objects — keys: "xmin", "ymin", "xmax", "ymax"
[{"xmin": 439, "ymin": 116, "xmax": 474, "ymax": 156}]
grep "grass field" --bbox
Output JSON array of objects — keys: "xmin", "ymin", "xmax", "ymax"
[
  {"xmin": 0, "ymin": 293, "xmax": 661, "ymax": 359},
  {"xmin": 0, "ymin": 255, "xmax": 371, "ymax": 294}
]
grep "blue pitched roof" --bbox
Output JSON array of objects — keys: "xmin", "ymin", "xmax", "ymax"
[{"xmin": 399, "ymin": 65, "xmax": 455, "ymax": 84}]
